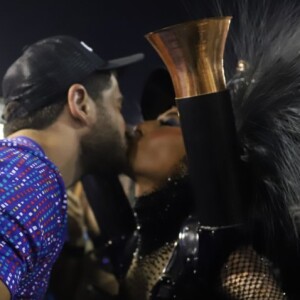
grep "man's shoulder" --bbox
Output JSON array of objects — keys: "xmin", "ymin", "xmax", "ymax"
[
  {"xmin": 0, "ymin": 137, "xmax": 63, "ymax": 186},
  {"xmin": 0, "ymin": 137, "xmax": 45, "ymax": 156},
  {"xmin": 0, "ymin": 142, "xmax": 52, "ymax": 181},
  {"xmin": 0, "ymin": 137, "xmax": 46, "ymax": 165}
]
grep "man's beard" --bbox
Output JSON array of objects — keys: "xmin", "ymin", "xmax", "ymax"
[{"xmin": 80, "ymin": 124, "xmax": 130, "ymax": 176}]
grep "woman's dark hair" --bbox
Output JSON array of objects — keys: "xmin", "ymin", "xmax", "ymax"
[{"xmin": 140, "ymin": 68, "xmax": 175, "ymax": 120}]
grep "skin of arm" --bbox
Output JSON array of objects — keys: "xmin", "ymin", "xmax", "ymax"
[{"xmin": 0, "ymin": 280, "xmax": 11, "ymax": 300}]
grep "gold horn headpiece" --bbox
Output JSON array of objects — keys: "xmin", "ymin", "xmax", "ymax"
[
  {"xmin": 145, "ymin": 17, "xmax": 244, "ymax": 226},
  {"xmin": 145, "ymin": 17, "xmax": 231, "ymax": 98}
]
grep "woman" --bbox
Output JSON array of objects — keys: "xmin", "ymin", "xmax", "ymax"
[
  {"xmin": 121, "ymin": 108, "xmax": 289, "ymax": 300},
  {"xmin": 118, "ymin": 2, "xmax": 300, "ymax": 298},
  {"xmin": 82, "ymin": 99, "xmax": 298, "ymax": 299},
  {"xmin": 83, "ymin": 3, "xmax": 300, "ymax": 296}
]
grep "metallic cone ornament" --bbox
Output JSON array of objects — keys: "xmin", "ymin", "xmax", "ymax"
[{"xmin": 146, "ymin": 17, "xmax": 243, "ymax": 226}]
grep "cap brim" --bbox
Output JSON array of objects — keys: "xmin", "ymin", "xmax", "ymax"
[{"xmin": 99, "ymin": 53, "xmax": 144, "ymax": 70}]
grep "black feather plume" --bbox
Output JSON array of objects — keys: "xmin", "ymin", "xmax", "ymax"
[
  {"xmin": 215, "ymin": 0, "xmax": 300, "ymax": 282},
  {"xmin": 213, "ymin": 1, "xmax": 300, "ymax": 294}
]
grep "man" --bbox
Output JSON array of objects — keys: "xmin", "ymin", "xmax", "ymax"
[{"xmin": 0, "ymin": 35, "xmax": 143, "ymax": 299}]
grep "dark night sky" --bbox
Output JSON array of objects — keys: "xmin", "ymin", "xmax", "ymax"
[
  {"xmin": 0, "ymin": 0, "xmax": 214, "ymax": 124},
  {"xmin": 0, "ymin": 0, "xmax": 292, "ymax": 123}
]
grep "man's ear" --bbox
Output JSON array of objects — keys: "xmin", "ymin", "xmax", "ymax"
[{"xmin": 67, "ymin": 84, "xmax": 95, "ymax": 126}]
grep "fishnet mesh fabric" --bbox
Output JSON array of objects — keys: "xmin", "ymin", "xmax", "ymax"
[{"xmin": 220, "ymin": 246, "xmax": 286, "ymax": 299}]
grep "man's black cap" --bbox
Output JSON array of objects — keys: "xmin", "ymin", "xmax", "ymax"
[{"xmin": 2, "ymin": 35, "xmax": 144, "ymax": 121}]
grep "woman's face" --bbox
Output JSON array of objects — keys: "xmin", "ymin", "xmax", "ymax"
[{"xmin": 128, "ymin": 107, "xmax": 186, "ymax": 183}]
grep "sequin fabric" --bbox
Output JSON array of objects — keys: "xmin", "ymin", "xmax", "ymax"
[
  {"xmin": 0, "ymin": 137, "xmax": 67, "ymax": 299},
  {"xmin": 121, "ymin": 176, "xmax": 287, "ymax": 300},
  {"xmin": 124, "ymin": 240, "xmax": 176, "ymax": 300},
  {"xmin": 122, "ymin": 175, "xmax": 193, "ymax": 300}
]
